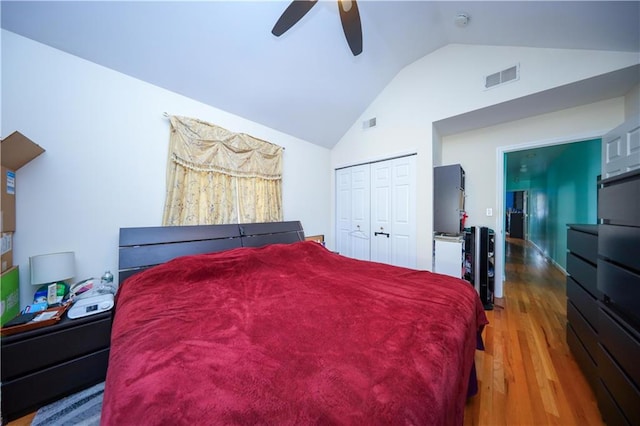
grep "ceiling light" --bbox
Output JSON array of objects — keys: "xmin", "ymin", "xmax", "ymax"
[{"xmin": 454, "ymin": 13, "xmax": 470, "ymax": 28}]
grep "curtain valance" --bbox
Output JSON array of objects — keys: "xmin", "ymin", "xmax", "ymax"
[{"xmin": 168, "ymin": 115, "xmax": 283, "ymax": 179}]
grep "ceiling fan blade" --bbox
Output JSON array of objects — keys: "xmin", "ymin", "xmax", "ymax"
[
  {"xmin": 338, "ymin": 0, "xmax": 362, "ymax": 56},
  {"xmin": 272, "ymin": 0, "xmax": 319, "ymax": 37}
]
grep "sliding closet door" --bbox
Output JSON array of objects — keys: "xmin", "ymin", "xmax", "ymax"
[
  {"xmin": 336, "ymin": 164, "xmax": 370, "ymax": 261},
  {"xmin": 336, "ymin": 155, "xmax": 416, "ymax": 267},
  {"xmin": 370, "ymin": 156, "xmax": 416, "ymax": 268}
]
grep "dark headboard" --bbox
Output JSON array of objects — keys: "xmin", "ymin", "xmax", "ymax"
[{"xmin": 118, "ymin": 221, "xmax": 305, "ymax": 284}]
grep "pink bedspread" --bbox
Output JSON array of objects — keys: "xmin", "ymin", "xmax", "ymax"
[{"xmin": 102, "ymin": 241, "xmax": 487, "ymax": 425}]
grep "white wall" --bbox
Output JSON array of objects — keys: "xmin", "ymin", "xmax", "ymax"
[
  {"xmin": 2, "ymin": 31, "xmax": 331, "ymax": 309},
  {"xmin": 442, "ymin": 97, "xmax": 625, "ymax": 231},
  {"xmin": 625, "ymin": 84, "xmax": 640, "ymax": 121},
  {"xmin": 443, "ymin": 98, "xmax": 626, "ymax": 297},
  {"xmin": 331, "ymin": 43, "xmax": 639, "ymax": 271}
]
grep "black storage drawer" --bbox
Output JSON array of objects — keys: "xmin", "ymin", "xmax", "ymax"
[
  {"xmin": 598, "ymin": 343, "xmax": 640, "ymax": 426},
  {"xmin": 598, "ymin": 304, "xmax": 640, "ymax": 388},
  {"xmin": 567, "ymin": 252, "xmax": 599, "ymax": 297},
  {"xmin": 567, "ymin": 226, "xmax": 598, "ymax": 264},
  {"xmin": 1, "ymin": 316, "xmax": 112, "ymax": 381},
  {"xmin": 599, "ymin": 224, "xmax": 640, "ymax": 272},
  {"xmin": 567, "ymin": 302, "xmax": 599, "ymax": 361},
  {"xmin": 567, "ymin": 324, "xmax": 599, "ymax": 392},
  {"xmin": 598, "ymin": 378, "xmax": 632, "ymax": 426},
  {"xmin": 1, "ymin": 348, "xmax": 109, "ymax": 421},
  {"xmin": 599, "ymin": 172, "xmax": 640, "ymax": 227},
  {"xmin": 567, "ymin": 276, "xmax": 598, "ymax": 331},
  {"xmin": 598, "ymin": 259, "xmax": 640, "ymax": 328}
]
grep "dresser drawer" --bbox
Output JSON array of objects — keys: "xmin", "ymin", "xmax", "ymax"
[
  {"xmin": 599, "ymin": 173, "xmax": 640, "ymax": 227},
  {"xmin": 598, "ymin": 304, "xmax": 640, "ymax": 387},
  {"xmin": 567, "ymin": 276, "xmax": 598, "ymax": 331},
  {"xmin": 598, "ymin": 259, "xmax": 640, "ymax": 328},
  {"xmin": 567, "ymin": 252, "xmax": 598, "ymax": 298},
  {"xmin": 1, "ymin": 348, "xmax": 109, "ymax": 421},
  {"xmin": 567, "ymin": 301, "xmax": 598, "ymax": 361},
  {"xmin": 1, "ymin": 315, "xmax": 112, "ymax": 381},
  {"xmin": 598, "ymin": 343, "xmax": 640, "ymax": 426},
  {"xmin": 567, "ymin": 227, "xmax": 598, "ymax": 264},
  {"xmin": 567, "ymin": 324, "xmax": 598, "ymax": 392},
  {"xmin": 599, "ymin": 224, "xmax": 640, "ymax": 271},
  {"xmin": 598, "ymin": 378, "xmax": 632, "ymax": 426}
]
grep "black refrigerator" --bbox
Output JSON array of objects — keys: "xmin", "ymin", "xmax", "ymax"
[{"xmin": 433, "ymin": 164, "xmax": 465, "ymax": 235}]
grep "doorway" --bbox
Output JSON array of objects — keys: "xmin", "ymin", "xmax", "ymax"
[{"xmin": 495, "ymin": 137, "xmax": 602, "ymax": 296}]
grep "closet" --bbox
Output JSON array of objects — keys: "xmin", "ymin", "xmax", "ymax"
[{"xmin": 336, "ymin": 155, "xmax": 416, "ymax": 268}]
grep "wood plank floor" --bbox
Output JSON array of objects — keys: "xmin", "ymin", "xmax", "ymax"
[
  {"xmin": 464, "ymin": 238, "xmax": 603, "ymax": 426},
  {"xmin": 9, "ymin": 238, "xmax": 601, "ymax": 425}
]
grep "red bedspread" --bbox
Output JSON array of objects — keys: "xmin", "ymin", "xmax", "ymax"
[{"xmin": 102, "ymin": 241, "xmax": 487, "ymax": 425}]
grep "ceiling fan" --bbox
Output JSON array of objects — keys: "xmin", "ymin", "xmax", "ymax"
[{"xmin": 272, "ymin": 0, "xmax": 363, "ymax": 56}]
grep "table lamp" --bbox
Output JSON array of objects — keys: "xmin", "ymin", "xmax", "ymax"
[{"xmin": 30, "ymin": 251, "xmax": 76, "ymax": 306}]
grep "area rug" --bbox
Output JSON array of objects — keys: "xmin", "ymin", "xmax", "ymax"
[{"xmin": 31, "ymin": 382, "xmax": 104, "ymax": 426}]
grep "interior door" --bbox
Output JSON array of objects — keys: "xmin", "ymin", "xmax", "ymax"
[
  {"xmin": 335, "ymin": 168, "xmax": 352, "ymax": 256},
  {"xmin": 390, "ymin": 155, "xmax": 416, "ymax": 268},
  {"xmin": 336, "ymin": 164, "xmax": 370, "ymax": 260},
  {"xmin": 370, "ymin": 161, "xmax": 392, "ymax": 264},
  {"xmin": 350, "ymin": 165, "xmax": 371, "ymax": 260},
  {"xmin": 370, "ymin": 156, "xmax": 416, "ymax": 268}
]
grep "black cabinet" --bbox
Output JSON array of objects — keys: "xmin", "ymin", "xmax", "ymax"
[
  {"xmin": 463, "ymin": 226, "xmax": 494, "ymax": 310},
  {"xmin": 509, "ymin": 212, "xmax": 524, "ymax": 239},
  {"xmin": 478, "ymin": 227, "xmax": 494, "ymax": 310},
  {"xmin": 596, "ymin": 169, "xmax": 640, "ymax": 426},
  {"xmin": 566, "ymin": 224, "xmax": 600, "ymax": 392},
  {"xmin": 1, "ymin": 311, "xmax": 112, "ymax": 423}
]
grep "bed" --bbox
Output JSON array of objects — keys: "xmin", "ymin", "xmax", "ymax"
[{"xmin": 102, "ymin": 221, "xmax": 487, "ymax": 425}]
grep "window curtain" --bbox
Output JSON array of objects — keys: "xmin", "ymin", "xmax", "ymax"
[{"xmin": 162, "ymin": 115, "xmax": 283, "ymax": 225}]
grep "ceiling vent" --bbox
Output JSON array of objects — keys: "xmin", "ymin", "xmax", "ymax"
[
  {"xmin": 485, "ymin": 64, "xmax": 519, "ymax": 89},
  {"xmin": 363, "ymin": 117, "xmax": 377, "ymax": 129}
]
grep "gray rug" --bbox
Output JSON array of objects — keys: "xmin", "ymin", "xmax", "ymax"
[{"xmin": 31, "ymin": 382, "xmax": 104, "ymax": 426}]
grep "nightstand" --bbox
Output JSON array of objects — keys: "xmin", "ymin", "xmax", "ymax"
[{"xmin": 1, "ymin": 311, "xmax": 112, "ymax": 423}]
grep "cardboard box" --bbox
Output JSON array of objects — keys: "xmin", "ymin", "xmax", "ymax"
[
  {"xmin": 1, "ymin": 266, "xmax": 20, "ymax": 326},
  {"xmin": 1, "ymin": 232, "xmax": 13, "ymax": 273},
  {"xmin": 1, "ymin": 131, "xmax": 45, "ymax": 232}
]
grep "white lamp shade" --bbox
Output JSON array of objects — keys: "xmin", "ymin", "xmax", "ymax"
[{"xmin": 30, "ymin": 252, "xmax": 76, "ymax": 286}]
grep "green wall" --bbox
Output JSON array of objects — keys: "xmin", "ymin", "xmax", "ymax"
[{"xmin": 505, "ymin": 139, "xmax": 601, "ymax": 270}]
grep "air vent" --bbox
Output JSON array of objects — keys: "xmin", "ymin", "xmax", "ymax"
[
  {"xmin": 485, "ymin": 64, "xmax": 519, "ymax": 89},
  {"xmin": 363, "ymin": 117, "xmax": 377, "ymax": 129}
]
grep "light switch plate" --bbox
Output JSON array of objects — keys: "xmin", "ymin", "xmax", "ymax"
[{"xmin": 486, "ymin": 208, "xmax": 493, "ymax": 216}]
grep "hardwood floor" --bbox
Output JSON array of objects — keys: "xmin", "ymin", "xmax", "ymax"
[
  {"xmin": 464, "ymin": 238, "xmax": 603, "ymax": 426},
  {"xmin": 8, "ymin": 238, "xmax": 601, "ymax": 425}
]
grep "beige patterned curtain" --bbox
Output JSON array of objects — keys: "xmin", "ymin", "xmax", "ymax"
[{"xmin": 162, "ymin": 115, "xmax": 283, "ymax": 225}]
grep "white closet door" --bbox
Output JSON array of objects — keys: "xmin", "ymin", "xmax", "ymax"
[
  {"xmin": 391, "ymin": 156, "xmax": 416, "ymax": 268},
  {"xmin": 336, "ymin": 164, "xmax": 370, "ymax": 260},
  {"xmin": 370, "ymin": 161, "xmax": 392, "ymax": 264},
  {"xmin": 350, "ymin": 165, "xmax": 371, "ymax": 261},
  {"xmin": 371, "ymin": 156, "xmax": 416, "ymax": 268},
  {"xmin": 335, "ymin": 168, "xmax": 352, "ymax": 257}
]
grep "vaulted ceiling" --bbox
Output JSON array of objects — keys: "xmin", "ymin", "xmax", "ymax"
[{"xmin": 2, "ymin": 1, "xmax": 639, "ymax": 148}]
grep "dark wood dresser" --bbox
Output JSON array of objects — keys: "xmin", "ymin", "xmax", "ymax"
[
  {"xmin": 596, "ymin": 169, "xmax": 640, "ymax": 426},
  {"xmin": 566, "ymin": 223, "xmax": 600, "ymax": 393},
  {"xmin": 1, "ymin": 311, "xmax": 112, "ymax": 423}
]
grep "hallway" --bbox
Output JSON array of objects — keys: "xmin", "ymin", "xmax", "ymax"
[{"xmin": 464, "ymin": 238, "xmax": 603, "ymax": 425}]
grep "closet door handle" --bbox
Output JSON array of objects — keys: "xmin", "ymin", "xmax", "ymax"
[{"xmin": 374, "ymin": 231, "xmax": 390, "ymax": 238}]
